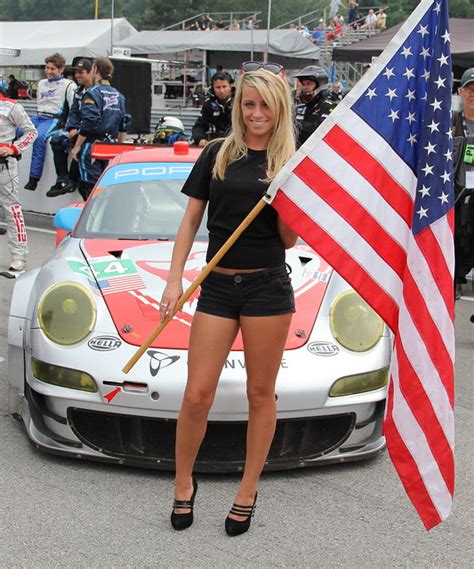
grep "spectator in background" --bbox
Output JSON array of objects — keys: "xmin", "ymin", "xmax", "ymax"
[
  {"xmin": 246, "ymin": 14, "xmax": 258, "ymax": 30},
  {"xmin": 363, "ymin": 9, "xmax": 377, "ymax": 30},
  {"xmin": 197, "ymin": 14, "xmax": 213, "ymax": 31},
  {"xmin": 348, "ymin": 1, "xmax": 359, "ymax": 27},
  {"xmin": 298, "ymin": 24, "xmax": 310, "ymax": 38},
  {"xmin": 311, "ymin": 20, "xmax": 326, "ymax": 45},
  {"xmin": 0, "ymin": 76, "xmax": 7, "ymax": 95},
  {"xmin": 329, "ymin": 0, "xmax": 346, "ymax": 18},
  {"xmin": 332, "ymin": 12, "xmax": 345, "ymax": 27},
  {"xmin": 229, "ymin": 18, "xmax": 240, "ymax": 30},
  {"xmin": 452, "ymin": 68, "xmax": 474, "ymax": 298},
  {"xmin": 6, "ymin": 75, "xmax": 22, "ymax": 99},
  {"xmin": 375, "ymin": 9, "xmax": 387, "ymax": 30},
  {"xmin": 328, "ymin": 81, "xmax": 344, "ymax": 103}
]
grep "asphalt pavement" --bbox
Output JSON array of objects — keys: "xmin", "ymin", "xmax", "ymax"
[{"xmin": 0, "ymin": 226, "xmax": 473, "ymax": 568}]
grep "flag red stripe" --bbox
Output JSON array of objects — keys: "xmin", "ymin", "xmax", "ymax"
[
  {"xmin": 384, "ymin": 381, "xmax": 442, "ymax": 531},
  {"xmin": 324, "ymin": 125, "xmax": 414, "ymax": 226},
  {"xmin": 415, "ymin": 226, "xmax": 455, "ymax": 320},
  {"xmin": 395, "ymin": 337, "xmax": 455, "ymax": 494},
  {"xmin": 294, "ymin": 156, "xmax": 408, "ymax": 279},
  {"xmin": 273, "ymin": 190, "xmax": 399, "ymax": 329},
  {"xmin": 447, "ymin": 207, "xmax": 454, "ymax": 232},
  {"xmin": 403, "ymin": 271, "xmax": 454, "ymax": 405}
]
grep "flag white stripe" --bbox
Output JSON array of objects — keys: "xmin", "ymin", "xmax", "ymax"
[
  {"xmin": 430, "ymin": 216, "xmax": 455, "ymax": 276},
  {"xmin": 283, "ymin": 172, "xmax": 403, "ymax": 302},
  {"xmin": 407, "ymin": 234, "xmax": 455, "ymax": 342},
  {"xmin": 307, "ymin": 140, "xmax": 411, "ymax": 250},
  {"xmin": 397, "ymin": 296, "xmax": 454, "ymax": 446},
  {"xmin": 336, "ymin": 110, "xmax": 418, "ymax": 198},
  {"xmin": 390, "ymin": 350, "xmax": 453, "ymax": 520}
]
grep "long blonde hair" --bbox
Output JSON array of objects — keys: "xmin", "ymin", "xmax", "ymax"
[{"xmin": 212, "ymin": 70, "xmax": 296, "ymax": 181}]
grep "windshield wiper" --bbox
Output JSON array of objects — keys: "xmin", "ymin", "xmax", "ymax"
[{"xmin": 114, "ymin": 236, "xmax": 171, "ymax": 241}]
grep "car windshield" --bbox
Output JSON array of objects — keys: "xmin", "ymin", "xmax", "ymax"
[{"xmin": 74, "ymin": 178, "xmax": 207, "ymax": 241}]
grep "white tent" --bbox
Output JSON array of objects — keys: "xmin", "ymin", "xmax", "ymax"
[
  {"xmin": 0, "ymin": 18, "xmax": 137, "ymax": 66},
  {"xmin": 118, "ymin": 29, "xmax": 319, "ymax": 63}
]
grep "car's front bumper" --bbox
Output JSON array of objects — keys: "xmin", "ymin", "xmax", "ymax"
[{"xmin": 21, "ymin": 379, "xmax": 386, "ymax": 472}]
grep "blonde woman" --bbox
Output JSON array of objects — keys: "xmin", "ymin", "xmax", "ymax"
[{"xmin": 160, "ymin": 68, "xmax": 297, "ymax": 536}]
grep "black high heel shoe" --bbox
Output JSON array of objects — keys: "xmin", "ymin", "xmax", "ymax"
[
  {"xmin": 170, "ymin": 476, "xmax": 198, "ymax": 531},
  {"xmin": 225, "ymin": 492, "xmax": 258, "ymax": 536}
]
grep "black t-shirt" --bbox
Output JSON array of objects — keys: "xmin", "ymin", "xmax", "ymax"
[{"xmin": 181, "ymin": 142, "xmax": 285, "ymax": 268}]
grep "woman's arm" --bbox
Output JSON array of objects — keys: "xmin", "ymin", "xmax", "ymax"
[
  {"xmin": 277, "ymin": 217, "xmax": 298, "ymax": 249},
  {"xmin": 160, "ymin": 197, "xmax": 207, "ymax": 318}
]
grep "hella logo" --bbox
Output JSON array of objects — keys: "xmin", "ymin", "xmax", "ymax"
[
  {"xmin": 307, "ymin": 341, "xmax": 339, "ymax": 356},
  {"xmin": 88, "ymin": 336, "xmax": 122, "ymax": 351}
]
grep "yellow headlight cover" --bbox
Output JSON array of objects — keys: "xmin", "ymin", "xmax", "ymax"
[
  {"xmin": 330, "ymin": 290, "xmax": 384, "ymax": 351},
  {"xmin": 31, "ymin": 358, "xmax": 98, "ymax": 392},
  {"xmin": 329, "ymin": 367, "xmax": 389, "ymax": 397},
  {"xmin": 38, "ymin": 282, "xmax": 96, "ymax": 345}
]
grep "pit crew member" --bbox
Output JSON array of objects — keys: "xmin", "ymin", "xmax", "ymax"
[
  {"xmin": 191, "ymin": 72, "xmax": 234, "ymax": 147},
  {"xmin": 294, "ymin": 65, "xmax": 337, "ymax": 147},
  {"xmin": 71, "ymin": 57, "xmax": 129, "ymax": 199},
  {"xmin": 24, "ymin": 53, "xmax": 75, "ymax": 191},
  {"xmin": 0, "ymin": 93, "xmax": 37, "ymax": 271},
  {"xmin": 48, "ymin": 58, "xmax": 94, "ymax": 198}
]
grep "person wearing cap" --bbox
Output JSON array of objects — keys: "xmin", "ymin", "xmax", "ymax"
[
  {"xmin": 23, "ymin": 53, "xmax": 75, "ymax": 192},
  {"xmin": 452, "ymin": 67, "xmax": 474, "ymax": 299},
  {"xmin": 192, "ymin": 72, "xmax": 235, "ymax": 147},
  {"xmin": 47, "ymin": 58, "xmax": 95, "ymax": 198},
  {"xmin": 293, "ymin": 65, "xmax": 338, "ymax": 147},
  {"xmin": 0, "ymin": 92, "xmax": 37, "ymax": 272},
  {"xmin": 71, "ymin": 57, "xmax": 129, "ymax": 199}
]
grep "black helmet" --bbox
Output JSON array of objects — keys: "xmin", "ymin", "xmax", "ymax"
[{"xmin": 294, "ymin": 65, "xmax": 329, "ymax": 87}]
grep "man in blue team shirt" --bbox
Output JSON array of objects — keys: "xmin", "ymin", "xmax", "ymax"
[
  {"xmin": 71, "ymin": 57, "xmax": 129, "ymax": 199},
  {"xmin": 47, "ymin": 58, "xmax": 95, "ymax": 198}
]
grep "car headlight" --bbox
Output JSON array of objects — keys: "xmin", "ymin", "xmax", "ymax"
[
  {"xmin": 329, "ymin": 367, "xmax": 388, "ymax": 397},
  {"xmin": 38, "ymin": 282, "xmax": 96, "ymax": 345},
  {"xmin": 31, "ymin": 358, "xmax": 98, "ymax": 392},
  {"xmin": 329, "ymin": 290, "xmax": 384, "ymax": 351}
]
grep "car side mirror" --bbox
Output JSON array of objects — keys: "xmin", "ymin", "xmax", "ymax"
[{"xmin": 53, "ymin": 207, "xmax": 82, "ymax": 233}]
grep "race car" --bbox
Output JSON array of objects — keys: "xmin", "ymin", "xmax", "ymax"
[{"xmin": 8, "ymin": 142, "xmax": 391, "ymax": 472}]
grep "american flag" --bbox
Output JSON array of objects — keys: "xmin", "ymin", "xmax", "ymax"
[
  {"xmin": 266, "ymin": 0, "xmax": 454, "ymax": 529},
  {"xmin": 97, "ymin": 274, "xmax": 145, "ymax": 295}
]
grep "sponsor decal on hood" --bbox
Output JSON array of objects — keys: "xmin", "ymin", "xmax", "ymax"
[{"xmin": 88, "ymin": 336, "xmax": 122, "ymax": 351}]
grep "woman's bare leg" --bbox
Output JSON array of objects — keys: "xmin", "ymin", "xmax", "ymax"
[
  {"xmin": 228, "ymin": 313, "xmax": 292, "ymax": 519},
  {"xmin": 174, "ymin": 312, "xmax": 239, "ymax": 509}
]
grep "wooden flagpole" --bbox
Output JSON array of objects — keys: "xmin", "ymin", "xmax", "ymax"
[{"xmin": 122, "ymin": 198, "xmax": 267, "ymax": 374}]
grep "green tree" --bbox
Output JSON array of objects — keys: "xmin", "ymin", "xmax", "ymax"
[{"xmin": 0, "ymin": 0, "xmax": 471, "ymax": 30}]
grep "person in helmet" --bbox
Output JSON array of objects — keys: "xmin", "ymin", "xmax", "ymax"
[
  {"xmin": 153, "ymin": 116, "xmax": 189, "ymax": 145},
  {"xmin": 192, "ymin": 72, "xmax": 235, "ymax": 147},
  {"xmin": 294, "ymin": 65, "xmax": 338, "ymax": 147}
]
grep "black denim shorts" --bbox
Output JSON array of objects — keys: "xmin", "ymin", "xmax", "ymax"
[{"xmin": 196, "ymin": 265, "xmax": 295, "ymax": 319}]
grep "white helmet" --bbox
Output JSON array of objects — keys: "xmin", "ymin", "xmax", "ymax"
[
  {"xmin": 154, "ymin": 116, "xmax": 185, "ymax": 143},
  {"xmin": 158, "ymin": 116, "xmax": 184, "ymax": 133}
]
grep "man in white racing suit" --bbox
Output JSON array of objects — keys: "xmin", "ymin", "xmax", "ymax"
[
  {"xmin": 24, "ymin": 52, "xmax": 75, "ymax": 192},
  {"xmin": 0, "ymin": 93, "xmax": 38, "ymax": 271}
]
